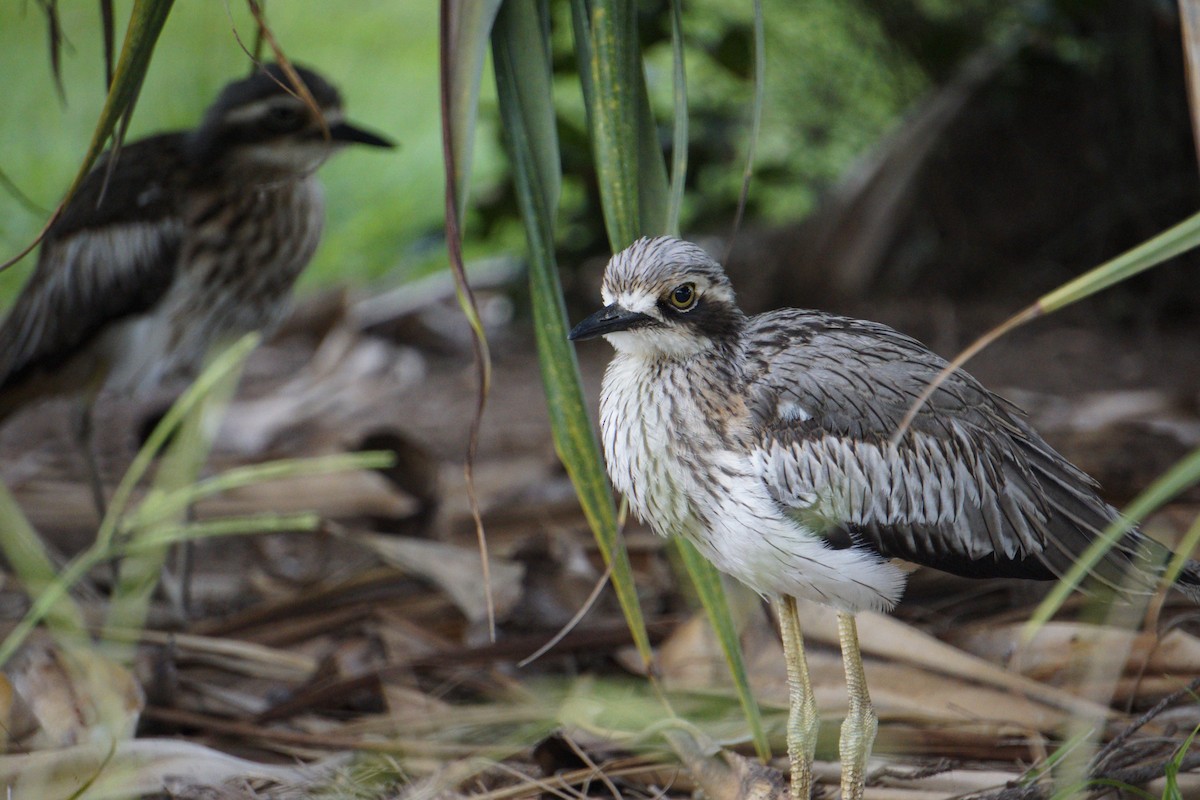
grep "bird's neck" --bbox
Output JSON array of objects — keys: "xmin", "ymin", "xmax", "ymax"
[{"xmin": 612, "ymin": 332, "xmax": 750, "ymax": 434}]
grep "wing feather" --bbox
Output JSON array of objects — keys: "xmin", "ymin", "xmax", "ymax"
[
  {"xmin": 0, "ymin": 135, "xmax": 188, "ymax": 401},
  {"xmin": 743, "ymin": 308, "xmax": 1171, "ymax": 586}
]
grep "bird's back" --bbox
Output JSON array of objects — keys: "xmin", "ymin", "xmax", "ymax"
[
  {"xmin": 0, "ymin": 134, "xmax": 190, "ymax": 416},
  {"xmin": 742, "ymin": 308, "xmax": 1200, "ymax": 597}
]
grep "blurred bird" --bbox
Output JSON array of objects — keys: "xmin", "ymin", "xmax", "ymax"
[
  {"xmin": 570, "ymin": 236, "xmax": 1200, "ymax": 800},
  {"xmin": 0, "ymin": 62, "xmax": 393, "ymax": 516}
]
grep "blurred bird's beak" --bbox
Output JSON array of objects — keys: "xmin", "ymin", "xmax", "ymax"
[
  {"xmin": 328, "ymin": 120, "xmax": 395, "ymax": 148},
  {"xmin": 569, "ymin": 303, "xmax": 654, "ymax": 341}
]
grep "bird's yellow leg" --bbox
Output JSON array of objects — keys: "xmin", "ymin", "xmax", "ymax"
[
  {"xmin": 836, "ymin": 612, "xmax": 877, "ymax": 800},
  {"xmin": 779, "ymin": 595, "xmax": 818, "ymax": 800}
]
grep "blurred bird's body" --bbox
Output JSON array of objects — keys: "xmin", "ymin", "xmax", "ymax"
[
  {"xmin": 571, "ymin": 236, "xmax": 1200, "ymax": 800},
  {"xmin": 0, "ymin": 63, "xmax": 391, "ymax": 507}
]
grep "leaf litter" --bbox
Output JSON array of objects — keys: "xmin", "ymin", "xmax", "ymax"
[{"xmin": 0, "ymin": 280, "xmax": 1197, "ymax": 798}]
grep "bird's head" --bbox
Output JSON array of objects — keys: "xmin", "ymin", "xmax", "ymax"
[
  {"xmin": 569, "ymin": 236, "xmax": 745, "ymax": 359},
  {"xmin": 189, "ymin": 63, "xmax": 393, "ymax": 175}
]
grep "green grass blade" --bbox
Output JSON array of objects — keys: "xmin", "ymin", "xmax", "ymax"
[
  {"xmin": 60, "ymin": 0, "xmax": 175, "ymax": 207},
  {"xmin": 443, "ymin": 0, "xmax": 505, "ymax": 223},
  {"xmin": 118, "ymin": 513, "xmax": 320, "ymax": 553},
  {"xmin": 674, "ymin": 538, "xmax": 771, "ymax": 761},
  {"xmin": 1, "ymin": 0, "xmax": 174, "ymax": 273},
  {"xmin": 573, "ymin": 0, "xmax": 641, "ymax": 248},
  {"xmin": 895, "ymin": 210, "xmax": 1200, "ymax": 443},
  {"xmin": 635, "ymin": 75, "xmax": 670, "ymax": 238},
  {"xmin": 1037, "ymin": 209, "xmax": 1200, "ymax": 313},
  {"xmin": 440, "ymin": 0, "xmax": 499, "ymax": 636},
  {"xmin": 95, "ymin": 334, "xmax": 261, "ymax": 553},
  {"xmin": 492, "ymin": 0, "xmax": 654, "ymax": 666},
  {"xmin": 125, "ymin": 451, "xmax": 395, "ymax": 531},
  {"xmin": 0, "ymin": 482, "xmax": 88, "ymax": 641},
  {"xmin": 103, "ymin": 336, "xmax": 253, "ymax": 657},
  {"xmin": 1025, "ymin": 444, "xmax": 1200, "ymax": 636},
  {"xmin": 666, "ymin": 0, "xmax": 688, "ymax": 236}
]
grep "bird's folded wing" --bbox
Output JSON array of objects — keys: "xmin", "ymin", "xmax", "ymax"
[
  {"xmin": 0, "ymin": 135, "xmax": 188, "ymax": 394},
  {"xmin": 742, "ymin": 309, "xmax": 1154, "ymax": 587}
]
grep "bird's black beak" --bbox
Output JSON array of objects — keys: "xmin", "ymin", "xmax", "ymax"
[
  {"xmin": 568, "ymin": 303, "xmax": 654, "ymax": 341},
  {"xmin": 328, "ymin": 120, "xmax": 395, "ymax": 148}
]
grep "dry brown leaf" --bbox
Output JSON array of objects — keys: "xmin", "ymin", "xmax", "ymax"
[
  {"xmin": 0, "ymin": 739, "xmax": 348, "ymax": 799},
  {"xmin": 349, "ymin": 531, "xmax": 525, "ymax": 625},
  {"xmin": 4, "ymin": 633, "xmax": 142, "ymax": 751},
  {"xmin": 949, "ymin": 621, "xmax": 1200, "ymax": 683}
]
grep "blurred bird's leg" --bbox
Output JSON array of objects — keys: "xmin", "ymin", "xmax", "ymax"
[
  {"xmin": 71, "ymin": 396, "xmax": 107, "ymax": 523},
  {"xmin": 836, "ymin": 612, "xmax": 876, "ymax": 800},
  {"xmin": 779, "ymin": 595, "xmax": 818, "ymax": 800},
  {"xmin": 166, "ymin": 506, "xmax": 197, "ymax": 620}
]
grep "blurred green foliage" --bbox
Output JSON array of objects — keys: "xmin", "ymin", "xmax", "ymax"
[{"xmin": 1, "ymin": 1, "xmax": 1047, "ymax": 308}]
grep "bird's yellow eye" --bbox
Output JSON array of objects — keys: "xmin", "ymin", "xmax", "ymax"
[{"xmin": 667, "ymin": 283, "xmax": 697, "ymax": 310}]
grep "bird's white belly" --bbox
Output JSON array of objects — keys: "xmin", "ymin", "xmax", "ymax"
[
  {"xmin": 96, "ymin": 312, "xmax": 180, "ymax": 394},
  {"xmin": 600, "ymin": 354, "xmax": 905, "ymax": 613}
]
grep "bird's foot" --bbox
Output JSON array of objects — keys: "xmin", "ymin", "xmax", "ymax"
[{"xmin": 837, "ymin": 700, "xmax": 877, "ymax": 800}]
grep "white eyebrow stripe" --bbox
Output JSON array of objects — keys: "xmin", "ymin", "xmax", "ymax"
[
  {"xmin": 221, "ymin": 96, "xmax": 342, "ymax": 126},
  {"xmin": 615, "ymin": 291, "xmax": 657, "ymax": 314}
]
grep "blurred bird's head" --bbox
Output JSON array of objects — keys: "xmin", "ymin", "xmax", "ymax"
[
  {"xmin": 189, "ymin": 62, "xmax": 393, "ymax": 175},
  {"xmin": 569, "ymin": 236, "xmax": 746, "ymax": 359}
]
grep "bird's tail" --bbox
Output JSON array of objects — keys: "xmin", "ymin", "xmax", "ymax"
[{"xmin": 1176, "ymin": 560, "xmax": 1200, "ymax": 604}]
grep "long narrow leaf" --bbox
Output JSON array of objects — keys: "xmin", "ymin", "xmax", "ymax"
[
  {"xmin": 104, "ymin": 335, "xmax": 254, "ymax": 658},
  {"xmin": 0, "ymin": 483, "xmax": 88, "ymax": 641},
  {"xmin": 95, "ymin": 334, "xmax": 261, "ymax": 553},
  {"xmin": 440, "ymin": 0, "xmax": 499, "ymax": 638},
  {"xmin": 573, "ymin": 0, "xmax": 641, "ymax": 249},
  {"xmin": 2, "ymin": 0, "xmax": 175, "ymax": 273},
  {"xmin": 492, "ymin": 0, "xmax": 654, "ymax": 667},
  {"xmin": 125, "ymin": 451, "xmax": 394, "ymax": 531},
  {"xmin": 444, "ymin": 0, "xmax": 505, "ymax": 223},
  {"xmin": 666, "ymin": 0, "xmax": 688, "ymax": 236}
]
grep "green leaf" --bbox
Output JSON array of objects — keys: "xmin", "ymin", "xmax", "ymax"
[
  {"xmin": 666, "ymin": 0, "xmax": 688, "ymax": 236},
  {"xmin": 125, "ymin": 451, "xmax": 394, "ymax": 531},
  {"xmin": 492, "ymin": 0, "xmax": 654, "ymax": 666},
  {"xmin": 674, "ymin": 538, "xmax": 771, "ymax": 762},
  {"xmin": 96, "ymin": 334, "xmax": 261, "ymax": 553},
  {"xmin": 1036, "ymin": 208, "xmax": 1200, "ymax": 313},
  {"xmin": 440, "ymin": 0, "xmax": 500, "ymax": 635},
  {"xmin": 442, "ymin": 0, "xmax": 504, "ymax": 223},
  {"xmin": 1, "ymin": 0, "xmax": 174, "ymax": 273},
  {"xmin": 572, "ymin": 0, "xmax": 642, "ymax": 249},
  {"xmin": 895, "ymin": 209, "xmax": 1200, "ymax": 443},
  {"xmin": 61, "ymin": 0, "xmax": 175, "ymax": 206},
  {"xmin": 118, "ymin": 513, "xmax": 321, "ymax": 553},
  {"xmin": 103, "ymin": 334, "xmax": 255, "ymax": 659},
  {"xmin": 0, "ymin": 482, "xmax": 88, "ymax": 643}
]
